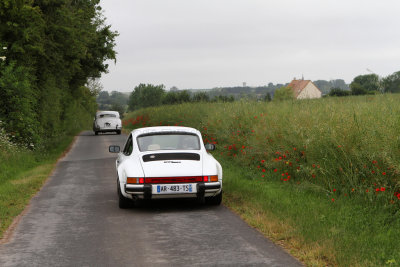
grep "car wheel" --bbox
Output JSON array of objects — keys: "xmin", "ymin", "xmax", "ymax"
[
  {"xmin": 117, "ymin": 180, "xmax": 131, "ymax": 209},
  {"xmin": 207, "ymin": 191, "xmax": 222, "ymax": 206},
  {"xmin": 94, "ymin": 131, "xmax": 98, "ymax": 135},
  {"xmin": 117, "ymin": 130, "xmax": 121, "ymax": 135}
]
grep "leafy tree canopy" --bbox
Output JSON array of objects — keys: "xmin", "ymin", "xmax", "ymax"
[
  {"xmin": 0, "ymin": 0, "xmax": 117, "ymax": 145},
  {"xmin": 350, "ymin": 74, "xmax": 380, "ymax": 95},
  {"xmin": 273, "ymin": 86, "xmax": 295, "ymax": 102}
]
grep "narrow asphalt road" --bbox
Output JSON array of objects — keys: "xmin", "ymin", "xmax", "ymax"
[{"xmin": 0, "ymin": 131, "xmax": 302, "ymax": 267}]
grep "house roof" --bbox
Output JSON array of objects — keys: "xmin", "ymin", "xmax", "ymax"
[{"xmin": 288, "ymin": 79, "xmax": 321, "ymax": 97}]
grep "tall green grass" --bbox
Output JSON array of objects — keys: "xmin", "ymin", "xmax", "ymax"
[{"xmin": 124, "ymin": 94, "xmax": 400, "ymax": 266}]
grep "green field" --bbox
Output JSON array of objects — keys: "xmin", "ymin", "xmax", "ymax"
[{"xmin": 123, "ymin": 94, "xmax": 400, "ymax": 266}]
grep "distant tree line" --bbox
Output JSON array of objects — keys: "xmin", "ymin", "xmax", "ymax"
[
  {"xmin": 127, "ymin": 84, "xmax": 234, "ymax": 111},
  {"xmin": 0, "ymin": 0, "xmax": 117, "ymax": 146},
  {"xmin": 97, "ymin": 91, "xmax": 129, "ymax": 117},
  {"xmin": 329, "ymin": 71, "xmax": 400, "ymax": 97}
]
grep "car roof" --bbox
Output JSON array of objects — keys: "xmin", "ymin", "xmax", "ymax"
[{"xmin": 130, "ymin": 126, "xmax": 201, "ymax": 137}]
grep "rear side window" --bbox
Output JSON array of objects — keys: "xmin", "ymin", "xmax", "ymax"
[
  {"xmin": 137, "ymin": 133, "xmax": 200, "ymax": 152},
  {"xmin": 123, "ymin": 135, "xmax": 133, "ymax": 155}
]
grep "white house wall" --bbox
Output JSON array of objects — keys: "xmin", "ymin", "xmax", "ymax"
[{"xmin": 297, "ymin": 83, "xmax": 322, "ymax": 99}]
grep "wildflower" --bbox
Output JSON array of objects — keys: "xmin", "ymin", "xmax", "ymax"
[
  {"xmin": 366, "ymin": 189, "xmax": 369, "ymax": 193},
  {"xmin": 261, "ymin": 160, "xmax": 265, "ymax": 163},
  {"xmin": 312, "ymin": 174, "xmax": 316, "ymax": 178},
  {"xmin": 380, "ymin": 187, "xmax": 386, "ymax": 192},
  {"xmin": 257, "ymin": 165, "xmax": 260, "ymax": 169},
  {"xmin": 375, "ymin": 188, "xmax": 380, "ymax": 192},
  {"xmin": 382, "ymin": 172, "xmax": 386, "ymax": 175},
  {"xmin": 331, "ymin": 198, "xmax": 335, "ymax": 202},
  {"xmin": 262, "ymin": 174, "xmax": 265, "ymax": 178},
  {"xmin": 273, "ymin": 169, "xmax": 278, "ymax": 172},
  {"xmin": 262, "ymin": 169, "xmax": 266, "ymax": 173},
  {"xmin": 333, "ymin": 189, "xmax": 336, "ymax": 192},
  {"xmin": 372, "ymin": 160, "xmax": 377, "ymax": 164},
  {"xmin": 242, "ymin": 145, "xmax": 245, "ymax": 149}
]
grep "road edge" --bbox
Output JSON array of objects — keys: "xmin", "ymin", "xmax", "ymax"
[{"xmin": 0, "ymin": 133, "xmax": 80, "ymax": 245}]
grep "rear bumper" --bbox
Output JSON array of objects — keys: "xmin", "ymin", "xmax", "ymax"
[
  {"xmin": 93, "ymin": 126, "xmax": 122, "ymax": 132},
  {"xmin": 125, "ymin": 182, "xmax": 221, "ymax": 199}
]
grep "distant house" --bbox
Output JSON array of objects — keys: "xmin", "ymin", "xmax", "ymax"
[{"xmin": 288, "ymin": 79, "xmax": 322, "ymax": 99}]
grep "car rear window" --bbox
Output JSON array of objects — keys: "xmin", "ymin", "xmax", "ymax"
[
  {"xmin": 99, "ymin": 114, "xmax": 117, "ymax": 118},
  {"xmin": 137, "ymin": 133, "xmax": 200, "ymax": 152}
]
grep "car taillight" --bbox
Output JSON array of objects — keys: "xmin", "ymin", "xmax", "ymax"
[
  {"xmin": 127, "ymin": 177, "xmax": 145, "ymax": 184},
  {"xmin": 203, "ymin": 175, "xmax": 218, "ymax": 182}
]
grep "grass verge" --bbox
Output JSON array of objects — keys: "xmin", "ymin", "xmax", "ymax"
[
  {"xmin": 0, "ymin": 135, "xmax": 75, "ymax": 239},
  {"xmin": 218, "ymin": 154, "xmax": 400, "ymax": 266}
]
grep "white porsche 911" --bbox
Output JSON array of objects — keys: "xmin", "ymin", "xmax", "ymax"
[{"xmin": 109, "ymin": 126, "xmax": 223, "ymax": 208}]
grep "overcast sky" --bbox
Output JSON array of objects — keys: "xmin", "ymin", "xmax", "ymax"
[{"xmin": 99, "ymin": 0, "xmax": 400, "ymax": 92}]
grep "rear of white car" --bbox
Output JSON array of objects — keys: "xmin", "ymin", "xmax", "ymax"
[
  {"xmin": 93, "ymin": 111, "xmax": 122, "ymax": 135},
  {"xmin": 110, "ymin": 126, "xmax": 222, "ymax": 208}
]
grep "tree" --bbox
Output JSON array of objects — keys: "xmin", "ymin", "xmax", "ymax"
[
  {"xmin": 192, "ymin": 92, "xmax": 210, "ymax": 102},
  {"xmin": 350, "ymin": 74, "xmax": 380, "ymax": 95},
  {"xmin": 273, "ymin": 86, "xmax": 295, "ymax": 101},
  {"xmin": 128, "ymin": 84, "xmax": 165, "ymax": 111},
  {"xmin": 329, "ymin": 88, "xmax": 351, "ymax": 97},
  {"xmin": 0, "ymin": 0, "xmax": 118, "ymax": 145},
  {"xmin": 382, "ymin": 71, "xmax": 400, "ymax": 93},
  {"xmin": 264, "ymin": 93, "xmax": 272, "ymax": 102}
]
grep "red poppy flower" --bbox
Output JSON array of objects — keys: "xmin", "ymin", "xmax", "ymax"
[
  {"xmin": 333, "ymin": 189, "xmax": 336, "ymax": 192},
  {"xmin": 375, "ymin": 188, "xmax": 380, "ymax": 192},
  {"xmin": 382, "ymin": 172, "xmax": 386, "ymax": 175},
  {"xmin": 273, "ymin": 169, "xmax": 278, "ymax": 172},
  {"xmin": 262, "ymin": 169, "xmax": 266, "ymax": 173},
  {"xmin": 261, "ymin": 160, "xmax": 265, "ymax": 163},
  {"xmin": 380, "ymin": 187, "xmax": 386, "ymax": 191}
]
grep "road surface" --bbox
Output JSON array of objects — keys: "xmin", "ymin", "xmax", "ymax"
[{"xmin": 0, "ymin": 131, "xmax": 302, "ymax": 267}]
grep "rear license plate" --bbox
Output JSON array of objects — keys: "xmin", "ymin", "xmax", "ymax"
[{"xmin": 152, "ymin": 183, "xmax": 197, "ymax": 194}]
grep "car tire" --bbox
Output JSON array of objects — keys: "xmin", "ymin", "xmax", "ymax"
[
  {"xmin": 207, "ymin": 191, "xmax": 222, "ymax": 205},
  {"xmin": 117, "ymin": 180, "xmax": 131, "ymax": 209},
  {"xmin": 117, "ymin": 130, "xmax": 121, "ymax": 135},
  {"xmin": 94, "ymin": 131, "xmax": 98, "ymax": 135}
]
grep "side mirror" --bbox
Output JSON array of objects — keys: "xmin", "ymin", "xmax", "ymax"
[
  {"xmin": 109, "ymin": 145, "xmax": 120, "ymax": 153},
  {"xmin": 205, "ymin": 143, "xmax": 215, "ymax": 151}
]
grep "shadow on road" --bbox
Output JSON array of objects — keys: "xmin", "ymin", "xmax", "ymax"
[{"xmin": 124, "ymin": 198, "xmax": 221, "ymax": 213}]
